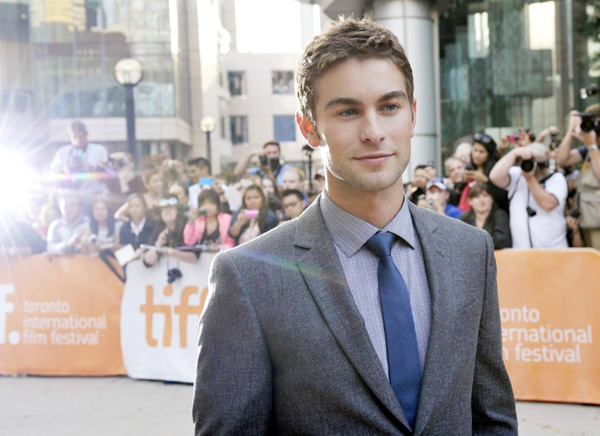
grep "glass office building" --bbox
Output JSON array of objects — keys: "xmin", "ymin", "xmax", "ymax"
[
  {"xmin": 26, "ymin": 0, "xmax": 190, "ymax": 121},
  {"xmin": 439, "ymin": 0, "xmax": 600, "ymax": 157}
]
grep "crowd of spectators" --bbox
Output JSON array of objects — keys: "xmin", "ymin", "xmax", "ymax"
[
  {"xmin": 0, "ymin": 122, "xmax": 324, "ymax": 274},
  {"xmin": 407, "ymin": 104, "xmax": 600, "ymax": 251},
  {"xmin": 2, "ymin": 106, "xmax": 599, "ymax": 266}
]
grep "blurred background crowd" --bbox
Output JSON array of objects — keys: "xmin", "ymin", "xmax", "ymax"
[{"xmin": 1, "ymin": 102, "xmax": 599, "ymax": 268}]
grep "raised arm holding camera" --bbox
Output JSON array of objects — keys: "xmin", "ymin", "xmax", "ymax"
[
  {"xmin": 232, "ymin": 141, "xmax": 292, "ymax": 188},
  {"xmin": 490, "ymin": 143, "xmax": 568, "ymax": 249},
  {"xmin": 554, "ymin": 105, "xmax": 600, "ymax": 249}
]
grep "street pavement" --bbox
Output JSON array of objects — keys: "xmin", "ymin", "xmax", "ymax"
[{"xmin": 1, "ymin": 375, "xmax": 599, "ymax": 435}]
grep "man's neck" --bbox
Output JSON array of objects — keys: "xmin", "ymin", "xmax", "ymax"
[{"xmin": 325, "ymin": 182, "xmax": 405, "ymax": 229}]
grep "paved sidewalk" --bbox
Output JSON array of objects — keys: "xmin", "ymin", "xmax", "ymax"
[{"xmin": 1, "ymin": 375, "xmax": 599, "ymax": 435}]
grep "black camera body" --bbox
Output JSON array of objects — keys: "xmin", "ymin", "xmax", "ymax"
[
  {"xmin": 578, "ymin": 112, "xmax": 600, "ymax": 135},
  {"xmin": 519, "ymin": 158, "xmax": 536, "ymax": 172}
]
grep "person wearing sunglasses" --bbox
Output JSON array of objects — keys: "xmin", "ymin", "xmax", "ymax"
[
  {"xmin": 490, "ymin": 142, "xmax": 568, "ymax": 249},
  {"xmin": 458, "ymin": 132, "xmax": 508, "ymax": 212},
  {"xmin": 143, "ymin": 196, "xmax": 198, "ymax": 266}
]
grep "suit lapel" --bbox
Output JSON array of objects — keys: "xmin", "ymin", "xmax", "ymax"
[
  {"xmin": 294, "ymin": 201, "xmax": 411, "ymax": 431},
  {"xmin": 408, "ymin": 204, "xmax": 463, "ymax": 436}
]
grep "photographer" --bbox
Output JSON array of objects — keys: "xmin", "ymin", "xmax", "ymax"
[
  {"xmin": 554, "ymin": 105, "xmax": 600, "ymax": 250},
  {"xmin": 490, "ymin": 143, "xmax": 568, "ymax": 249},
  {"xmin": 232, "ymin": 140, "xmax": 292, "ymax": 189},
  {"xmin": 106, "ymin": 152, "xmax": 144, "ymax": 199},
  {"xmin": 49, "ymin": 121, "xmax": 113, "ymax": 195}
]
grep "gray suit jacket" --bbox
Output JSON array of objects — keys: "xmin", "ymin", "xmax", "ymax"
[{"xmin": 193, "ymin": 200, "xmax": 517, "ymax": 435}]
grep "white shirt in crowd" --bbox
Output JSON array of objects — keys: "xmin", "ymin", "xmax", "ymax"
[
  {"xmin": 49, "ymin": 142, "xmax": 112, "ymax": 194},
  {"xmin": 130, "ymin": 218, "xmax": 147, "ymax": 237},
  {"xmin": 46, "ymin": 215, "xmax": 90, "ymax": 254},
  {"xmin": 506, "ymin": 166, "xmax": 568, "ymax": 249}
]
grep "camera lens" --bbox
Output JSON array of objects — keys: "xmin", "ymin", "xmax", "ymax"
[{"xmin": 520, "ymin": 158, "xmax": 535, "ymax": 172}]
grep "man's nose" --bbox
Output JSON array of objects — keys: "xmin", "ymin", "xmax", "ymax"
[{"xmin": 359, "ymin": 111, "xmax": 385, "ymax": 144}]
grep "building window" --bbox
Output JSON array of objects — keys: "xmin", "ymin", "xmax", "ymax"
[
  {"xmin": 273, "ymin": 115, "xmax": 295, "ymax": 142},
  {"xmin": 230, "ymin": 116, "xmax": 248, "ymax": 144},
  {"xmin": 272, "ymin": 71, "xmax": 294, "ymax": 95},
  {"xmin": 228, "ymin": 71, "xmax": 246, "ymax": 96}
]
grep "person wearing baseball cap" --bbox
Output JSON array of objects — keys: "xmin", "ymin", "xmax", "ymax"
[{"xmin": 425, "ymin": 177, "xmax": 462, "ymax": 219}]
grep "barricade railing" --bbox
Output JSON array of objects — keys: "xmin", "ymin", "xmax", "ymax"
[{"xmin": 1, "ymin": 249, "xmax": 599, "ymax": 403}]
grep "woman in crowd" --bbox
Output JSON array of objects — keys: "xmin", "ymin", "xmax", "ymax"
[
  {"xmin": 118, "ymin": 194, "xmax": 157, "ymax": 251},
  {"xmin": 460, "ymin": 182, "xmax": 511, "ymax": 249},
  {"xmin": 261, "ymin": 176, "xmax": 278, "ymax": 197},
  {"xmin": 114, "ymin": 169, "xmax": 164, "ymax": 222},
  {"xmin": 183, "ymin": 189, "xmax": 235, "ymax": 250},
  {"xmin": 214, "ymin": 174, "xmax": 232, "ymax": 214},
  {"xmin": 261, "ymin": 175, "xmax": 283, "ymax": 218},
  {"xmin": 106, "ymin": 152, "xmax": 144, "ymax": 197},
  {"xmin": 168, "ymin": 181, "xmax": 189, "ymax": 207},
  {"xmin": 228, "ymin": 184, "xmax": 277, "ymax": 246},
  {"xmin": 459, "ymin": 132, "xmax": 508, "ymax": 211},
  {"xmin": 81, "ymin": 198, "xmax": 121, "ymax": 253},
  {"xmin": 143, "ymin": 196, "xmax": 197, "ymax": 266},
  {"xmin": 142, "ymin": 169, "xmax": 165, "ymax": 211}
]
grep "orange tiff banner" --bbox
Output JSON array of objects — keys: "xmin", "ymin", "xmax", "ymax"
[
  {"xmin": 0, "ymin": 255, "xmax": 125, "ymax": 376},
  {"xmin": 496, "ymin": 248, "xmax": 600, "ymax": 405}
]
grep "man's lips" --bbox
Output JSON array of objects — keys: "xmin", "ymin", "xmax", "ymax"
[{"xmin": 354, "ymin": 153, "xmax": 394, "ymax": 164}]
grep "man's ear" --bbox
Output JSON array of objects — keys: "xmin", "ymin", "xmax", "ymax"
[
  {"xmin": 410, "ymin": 98, "xmax": 417, "ymax": 138},
  {"xmin": 296, "ymin": 112, "xmax": 321, "ymax": 149}
]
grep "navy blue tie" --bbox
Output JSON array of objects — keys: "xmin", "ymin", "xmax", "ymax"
[{"xmin": 366, "ymin": 232, "xmax": 422, "ymax": 428}]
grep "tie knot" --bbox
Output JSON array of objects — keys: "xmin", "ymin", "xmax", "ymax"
[{"xmin": 366, "ymin": 232, "xmax": 395, "ymax": 258}]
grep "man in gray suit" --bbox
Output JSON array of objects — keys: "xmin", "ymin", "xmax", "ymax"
[{"xmin": 193, "ymin": 18, "xmax": 517, "ymax": 435}]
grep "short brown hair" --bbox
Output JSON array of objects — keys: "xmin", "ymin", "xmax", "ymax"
[
  {"xmin": 585, "ymin": 103, "xmax": 600, "ymax": 119},
  {"xmin": 69, "ymin": 120, "xmax": 87, "ymax": 133},
  {"xmin": 263, "ymin": 140, "xmax": 281, "ymax": 150},
  {"xmin": 296, "ymin": 17, "xmax": 414, "ymax": 124},
  {"xmin": 467, "ymin": 181, "xmax": 493, "ymax": 200}
]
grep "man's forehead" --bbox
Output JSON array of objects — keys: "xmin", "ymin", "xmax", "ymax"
[{"xmin": 313, "ymin": 58, "xmax": 408, "ymax": 107}]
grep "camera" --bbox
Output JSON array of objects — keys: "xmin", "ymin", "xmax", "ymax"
[
  {"xmin": 519, "ymin": 158, "xmax": 536, "ymax": 172},
  {"xmin": 508, "ymin": 132, "xmax": 520, "ymax": 143},
  {"xmin": 167, "ymin": 268, "xmax": 182, "ymax": 284},
  {"xmin": 111, "ymin": 157, "xmax": 127, "ymax": 170},
  {"xmin": 244, "ymin": 209, "xmax": 259, "ymax": 219},
  {"xmin": 578, "ymin": 112, "xmax": 600, "ymax": 135},
  {"xmin": 580, "ymin": 84, "xmax": 599, "ymax": 100},
  {"xmin": 549, "ymin": 132, "xmax": 560, "ymax": 150},
  {"xmin": 526, "ymin": 206, "xmax": 537, "ymax": 217},
  {"xmin": 88, "ymin": 234, "xmax": 98, "ymax": 245},
  {"xmin": 66, "ymin": 153, "xmax": 85, "ymax": 173},
  {"xmin": 569, "ymin": 209, "xmax": 581, "ymax": 219},
  {"xmin": 259, "ymin": 155, "xmax": 269, "ymax": 166}
]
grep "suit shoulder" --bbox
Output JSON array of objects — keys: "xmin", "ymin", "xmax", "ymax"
[
  {"xmin": 413, "ymin": 205, "xmax": 490, "ymax": 246},
  {"xmin": 216, "ymin": 219, "xmax": 298, "ymax": 262}
]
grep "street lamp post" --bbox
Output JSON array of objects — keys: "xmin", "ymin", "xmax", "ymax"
[
  {"xmin": 200, "ymin": 117, "xmax": 216, "ymax": 175},
  {"xmin": 114, "ymin": 58, "xmax": 143, "ymax": 164}
]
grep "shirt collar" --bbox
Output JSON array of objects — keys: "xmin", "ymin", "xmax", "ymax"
[
  {"xmin": 131, "ymin": 218, "xmax": 146, "ymax": 236},
  {"xmin": 320, "ymin": 189, "xmax": 416, "ymax": 258}
]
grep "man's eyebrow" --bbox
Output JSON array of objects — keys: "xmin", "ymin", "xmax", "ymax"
[
  {"xmin": 324, "ymin": 97, "xmax": 361, "ymax": 110},
  {"xmin": 378, "ymin": 90, "xmax": 408, "ymax": 102},
  {"xmin": 324, "ymin": 91, "xmax": 408, "ymax": 110}
]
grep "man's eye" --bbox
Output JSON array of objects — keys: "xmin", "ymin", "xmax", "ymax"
[
  {"xmin": 338, "ymin": 109, "xmax": 358, "ymax": 117},
  {"xmin": 382, "ymin": 103, "xmax": 400, "ymax": 112}
]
